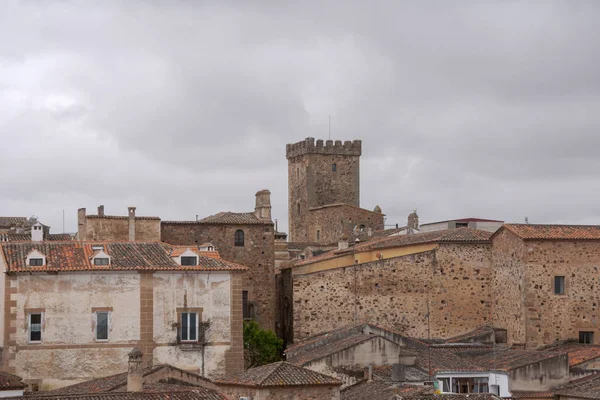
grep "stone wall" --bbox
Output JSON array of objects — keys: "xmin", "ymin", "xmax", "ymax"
[
  {"xmin": 306, "ymin": 205, "xmax": 384, "ymax": 245},
  {"xmin": 218, "ymin": 384, "xmax": 341, "ymax": 400},
  {"xmin": 287, "ymin": 138, "xmax": 361, "ymax": 243},
  {"xmin": 292, "ymin": 243, "xmax": 492, "ymax": 341},
  {"xmin": 522, "ymin": 240, "xmax": 600, "ymax": 348},
  {"xmin": 79, "ymin": 217, "xmax": 161, "ymax": 241},
  {"xmin": 0, "ymin": 267, "xmax": 240, "ymax": 389},
  {"xmin": 161, "ymin": 222, "xmax": 276, "ymax": 331},
  {"xmin": 491, "ymin": 229, "xmax": 527, "ymax": 345}
]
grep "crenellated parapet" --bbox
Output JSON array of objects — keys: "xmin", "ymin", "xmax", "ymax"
[{"xmin": 286, "ymin": 137, "xmax": 362, "ymax": 159}]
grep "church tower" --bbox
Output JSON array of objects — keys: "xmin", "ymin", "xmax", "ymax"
[{"xmin": 286, "ymin": 137, "xmax": 362, "ymax": 242}]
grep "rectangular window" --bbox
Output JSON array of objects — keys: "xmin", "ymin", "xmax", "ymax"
[
  {"xmin": 29, "ymin": 258, "xmax": 43, "ymax": 266},
  {"xmin": 555, "ymin": 276, "xmax": 565, "ymax": 294},
  {"xmin": 96, "ymin": 312, "xmax": 109, "ymax": 341},
  {"xmin": 316, "ymin": 230, "xmax": 320, "ymax": 241},
  {"xmin": 242, "ymin": 291, "xmax": 250, "ymax": 320},
  {"xmin": 439, "ymin": 378, "xmax": 450, "ymax": 392},
  {"xmin": 93, "ymin": 258, "xmax": 109, "ymax": 266},
  {"xmin": 180, "ymin": 256, "xmax": 197, "ymax": 266},
  {"xmin": 332, "ymin": 163, "xmax": 337, "ymax": 172},
  {"xmin": 180, "ymin": 312, "xmax": 198, "ymax": 342},
  {"xmin": 580, "ymin": 331, "xmax": 594, "ymax": 344},
  {"xmin": 29, "ymin": 313, "xmax": 42, "ymax": 342}
]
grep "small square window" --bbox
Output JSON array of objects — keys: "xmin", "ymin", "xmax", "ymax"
[
  {"xmin": 580, "ymin": 331, "xmax": 594, "ymax": 344},
  {"xmin": 96, "ymin": 312, "xmax": 109, "ymax": 341},
  {"xmin": 94, "ymin": 258, "xmax": 110, "ymax": 266},
  {"xmin": 29, "ymin": 258, "xmax": 43, "ymax": 266},
  {"xmin": 181, "ymin": 256, "xmax": 197, "ymax": 266},
  {"xmin": 554, "ymin": 276, "xmax": 565, "ymax": 295},
  {"xmin": 29, "ymin": 313, "xmax": 42, "ymax": 342}
]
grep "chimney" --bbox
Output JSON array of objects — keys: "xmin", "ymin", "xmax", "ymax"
[
  {"xmin": 338, "ymin": 234, "xmax": 349, "ymax": 250},
  {"xmin": 254, "ymin": 189, "xmax": 272, "ymax": 221},
  {"xmin": 77, "ymin": 208, "xmax": 86, "ymax": 240},
  {"xmin": 127, "ymin": 348, "xmax": 144, "ymax": 392},
  {"xmin": 31, "ymin": 222, "xmax": 44, "ymax": 242},
  {"xmin": 98, "ymin": 205, "xmax": 105, "ymax": 217},
  {"xmin": 128, "ymin": 207, "xmax": 136, "ymax": 241},
  {"xmin": 367, "ymin": 365, "xmax": 373, "ymax": 381},
  {"xmin": 391, "ymin": 363, "xmax": 405, "ymax": 382}
]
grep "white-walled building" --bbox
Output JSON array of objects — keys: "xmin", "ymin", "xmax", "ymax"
[{"xmin": 0, "ymin": 241, "xmax": 246, "ymax": 390}]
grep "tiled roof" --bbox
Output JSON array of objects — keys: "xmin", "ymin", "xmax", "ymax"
[
  {"xmin": 444, "ymin": 326, "xmax": 501, "ymax": 344},
  {"xmin": 370, "ymin": 226, "xmax": 408, "ymax": 238},
  {"xmin": 369, "ymin": 365, "xmax": 430, "ymax": 383},
  {"xmin": 5, "ymin": 390, "xmax": 226, "ymax": 400},
  {"xmin": 0, "ymin": 371, "xmax": 26, "ymax": 390},
  {"xmin": 164, "ymin": 212, "xmax": 272, "ymax": 225},
  {"xmin": 0, "ymin": 233, "xmax": 73, "ymax": 242},
  {"xmin": 555, "ymin": 373, "xmax": 600, "ymax": 399},
  {"xmin": 48, "ymin": 364, "xmax": 214, "ymax": 396},
  {"xmin": 503, "ymin": 224, "xmax": 600, "ymax": 240},
  {"xmin": 0, "ymin": 217, "xmax": 27, "ymax": 228},
  {"xmin": 295, "ymin": 228, "xmax": 492, "ymax": 267},
  {"xmin": 286, "ymin": 333, "xmax": 376, "ymax": 366},
  {"xmin": 510, "ymin": 391, "xmax": 556, "ymax": 399},
  {"xmin": 542, "ymin": 342, "xmax": 600, "ymax": 366},
  {"xmin": 1, "ymin": 242, "xmax": 248, "ymax": 272},
  {"xmin": 169, "ymin": 247, "xmax": 221, "ymax": 259},
  {"xmin": 215, "ymin": 361, "xmax": 341, "ymax": 387},
  {"xmin": 285, "ymin": 322, "xmax": 368, "ymax": 355},
  {"xmin": 399, "ymin": 395, "xmax": 500, "ymax": 400},
  {"xmin": 341, "ymin": 380, "xmax": 435, "ymax": 400}
]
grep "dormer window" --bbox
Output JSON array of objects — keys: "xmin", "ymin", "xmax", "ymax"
[
  {"xmin": 94, "ymin": 258, "xmax": 110, "ymax": 266},
  {"xmin": 207, "ymin": 246, "xmax": 214, "ymax": 251},
  {"xmin": 91, "ymin": 250, "xmax": 111, "ymax": 267},
  {"xmin": 181, "ymin": 256, "xmax": 198, "ymax": 266},
  {"xmin": 29, "ymin": 258, "xmax": 44, "ymax": 266}
]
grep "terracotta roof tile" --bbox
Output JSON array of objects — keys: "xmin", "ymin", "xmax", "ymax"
[
  {"xmin": 1, "ymin": 242, "xmax": 247, "ymax": 272},
  {"xmin": 555, "ymin": 373, "xmax": 600, "ymax": 399},
  {"xmin": 215, "ymin": 361, "xmax": 341, "ymax": 387},
  {"xmin": 0, "ymin": 233, "xmax": 73, "ymax": 242},
  {"xmin": 341, "ymin": 380, "xmax": 435, "ymax": 400},
  {"xmin": 6, "ymin": 390, "xmax": 226, "ymax": 399},
  {"xmin": 510, "ymin": 390, "xmax": 556, "ymax": 399},
  {"xmin": 0, "ymin": 371, "xmax": 26, "ymax": 390},
  {"xmin": 542, "ymin": 342, "xmax": 600, "ymax": 366},
  {"xmin": 503, "ymin": 224, "xmax": 600, "ymax": 240},
  {"xmin": 164, "ymin": 212, "xmax": 272, "ymax": 225},
  {"xmin": 287, "ymin": 333, "xmax": 375, "ymax": 366},
  {"xmin": 0, "ymin": 217, "xmax": 27, "ymax": 228}
]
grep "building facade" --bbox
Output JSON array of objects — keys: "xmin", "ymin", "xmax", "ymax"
[
  {"xmin": 0, "ymin": 241, "xmax": 245, "ymax": 389},
  {"xmin": 77, "ymin": 206, "xmax": 161, "ymax": 242},
  {"xmin": 286, "ymin": 138, "xmax": 383, "ymax": 244}
]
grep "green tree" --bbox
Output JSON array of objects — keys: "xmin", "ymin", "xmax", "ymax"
[{"xmin": 243, "ymin": 320, "xmax": 283, "ymax": 368}]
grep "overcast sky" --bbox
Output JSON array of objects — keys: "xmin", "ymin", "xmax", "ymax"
[{"xmin": 2, "ymin": 1, "xmax": 600, "ymax": 234}]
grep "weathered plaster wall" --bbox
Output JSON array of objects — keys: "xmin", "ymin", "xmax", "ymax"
[
  {"xmin": 219, "ymin": 385, "xmax": 341, "ymax": 400},
  {"xmin": 292, "ymin": 243, "xmax": 492, "ymax": 341},
  {"xmin": 304, "ymin": 337, "xmax": 403, "ymax": 388},
  {"xmin": 81, "ymin": 218, "xmax": 160, "ymax": 241},
  {"xmin": 508, "ymin": 354, "xmax": 570, "ymax": 391},
  {"xmin": 4, "ymin": 270, "xmax": 237, "ymax": 388},
  {"xmin": 161, "ymin": 222, "xmax": 275, "ymax": 331},
  {"xmin": 491, "ymin": 229, "xmax": 527, "ymax": 345}
]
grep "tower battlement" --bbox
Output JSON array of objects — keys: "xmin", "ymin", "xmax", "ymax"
[{"xmin": 286, "ymin": 137, "xmax": 362, "ymax": 159}]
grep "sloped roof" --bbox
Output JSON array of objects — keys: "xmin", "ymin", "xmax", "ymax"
[
  {"xmin": 164, "ymin": 212, "xmax": 272, "ymax": 225},
  {"xmin": 555, "ymin": 373, "xmax": 600, "ymax": 399},
  {"xmin": 0, "ymin": 371, "xmax": 26, "ymax": 390},
  {"xmin": 169, "ymin": 247, "xmax": 220, "ymax": 259},
  {"xmin": 5, "ymin": 390, "xmax": 226, "ymax": 400},
  {"xmin": 215, "ymin": 361, "xmax": 341, "ymax": 388},
  {"xmin": 47, "ymin": 364, "xmax": 214, "ymax": 396},
  {"xmin": 503, "ymin": 224, "xmax": 600, "ymax": 240},
  {"xmin": 0, "ymin": 233, "xmax": 73, "ymax": 242},
  {"xmin": 444, "ymin": 326, "xmax": 501, "ymax": 344},
  {"xmin": 510, "ymin": 391, "xmax": 557, "ymax": 399},
  {"xmin": 1, "ymin": 242, "xmax": 248, "ymax": 272},
  {"xmin": 0, "ymin": 217, "xmax": 27, "ymax": 228},
  {"xmin": 341, "ymin": 380, "xmax": 435, "ymax": 400},
  {"xmin": 542, "ymin": 342, "xmax": 600, "ymax": 366},
  {"xmin": 295, "ymin": 228, "xmax": 492, "ymax": 267},
  {"xmin": 286, "ymin": 333, "xmax": 376, "ymax": 366}
]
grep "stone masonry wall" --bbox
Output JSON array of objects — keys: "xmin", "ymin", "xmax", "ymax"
[
  {"xmin": 287, "ymin": 138, "xmax": 361, "ymax": 243},
  {"xmin": 161, "ymin": 222, "xmax": 276, "ymax": 331},
  {"xmin": 491, "ymin": 229, "xmax": 527, "ymax": 345},
  {"xmin": 292, "ymin": 243, "xmax": 492, "ymax": 341},
  {"xmin": 522, "ymin": 240, "xmax": 600, "ymax": 348},
  {"xmin": 81, "ymin": 218, "xmax": 161, "ymax": 241},
  {"xmin": 307, "ymin": 205, "xmax": 384, "ymax": 244}
]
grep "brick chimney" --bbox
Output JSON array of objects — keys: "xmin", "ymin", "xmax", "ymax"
[
  {"xmin": 77, "ymin": 208, "xmax": 86, "ymax": 240},
  {"xmin": 254, "ymin": 189, "xmax": 272, "ymax": 221},
  {"xmin": 127, "ymin": 348, "xmax": 143, "ymax": 392},
  {"xmin": 98, "ymin": 205, "xmax": 105, "ymax": 217},
  {"xmin": 128, "ymin": 207, "xmax": 136, "ymax": 241}
]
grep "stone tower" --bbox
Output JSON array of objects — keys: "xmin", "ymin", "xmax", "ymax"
[{"xmin": 286, "ymin": 137, "xmax": 362, "ymax": 242}]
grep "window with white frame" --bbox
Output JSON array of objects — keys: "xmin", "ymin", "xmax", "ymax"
[
  {"xmin": 94, "ymin": 257, "xmax": 110, "ymax": 266},
  {"xmin": 29, "ymin": 313, "xmax": 42, "ymax": 343},
  {"xmin": 29, "ymin": 258, "xmax": 44, "ymax": 266},
  {"xmin": 96, "ymin": 312, "xmax": 109, "ymax": 341},
  {"xmin": 181, "ymin": 256, "xmax": 198, "ymax": 266},
  {"xmin": 180, "ymin": 312, "xmax": 198, "ymax": 342}
]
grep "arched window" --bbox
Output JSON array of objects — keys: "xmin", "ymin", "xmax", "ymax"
[{"xmin": 234, "ymin": 230, "xmax": 245, "ymax": 247}]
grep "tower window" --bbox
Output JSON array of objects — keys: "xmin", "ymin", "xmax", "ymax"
[
  {"xmin": 580, "ymin": 331, "xmax": 594, "ymax": 344},
  {"xmin": 332, "ymin": 163, "xmax": 337, "ymax": 172},
  {"xmin": 554, "ymin": 276, "xmax": 565, "ymax": 295},
  {"xmin": 297, "ymin": 203, "xmax": 301, "ymax": 215},
  {"xmin": 234, "ymin": 230, "xmax": 245, "ymax": 247},
  {"xmin": 316, "ymin": 230, "xmax": 320, "ymax": 241}
]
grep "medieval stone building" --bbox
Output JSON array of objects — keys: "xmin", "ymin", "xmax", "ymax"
[{"xmin": 286, "ymin": 138, "xmax": 384, "ymax": 244}]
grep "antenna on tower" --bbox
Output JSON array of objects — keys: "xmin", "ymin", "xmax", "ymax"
[
  {"xmin": 328, "ymin": 114, "xmax": 331, "ymax": 140},
  {"xmin": 525, "ymin": 216, "xmax": 529, "ymax": 224}
]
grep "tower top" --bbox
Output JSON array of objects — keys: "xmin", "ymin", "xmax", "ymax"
[{"xmin": 286, "ymin": 137, "xmax": 362, "ymax": 159}]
